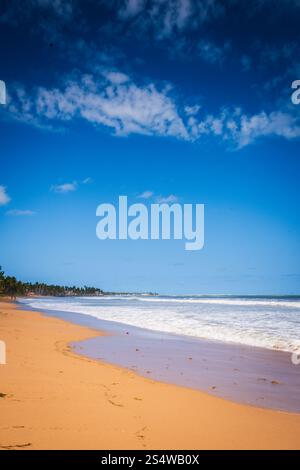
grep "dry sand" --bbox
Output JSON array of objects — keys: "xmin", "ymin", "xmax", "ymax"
[{"xmin": 1, "ymin": 300, "xmax": 300, "ymax": 450}]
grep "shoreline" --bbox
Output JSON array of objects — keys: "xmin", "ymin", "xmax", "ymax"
[
  {"xmin": 19, "ymin": 294, "xmax": 300, "ymax": 354},
  {"xmin": 20, "ymin": 300, "xmax": 300, "ymax": 414},
  {"xmin": 1, "ymin": 300, "xmax": 300, "ymax": 449}
]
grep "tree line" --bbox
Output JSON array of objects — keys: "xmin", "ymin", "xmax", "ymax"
[{"xmin": 0, "ymin": 266, "xmax": 104, "ymax": 299}]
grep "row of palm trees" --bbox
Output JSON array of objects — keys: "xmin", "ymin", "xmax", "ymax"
[{"xmin": 0, "ymin": 266, "xmax": 104, "ymax": 299}]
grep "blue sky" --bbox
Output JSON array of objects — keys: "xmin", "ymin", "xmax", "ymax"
[{"xmin": 0, "ymin": 0, "xmax": 300, "ymax": 294}]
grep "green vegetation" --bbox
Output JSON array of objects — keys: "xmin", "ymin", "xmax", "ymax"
[{"xmin": 0, "ymin": 266, "xmax": 104, "ymax": 299}]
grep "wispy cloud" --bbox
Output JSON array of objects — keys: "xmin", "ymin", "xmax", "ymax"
[
  {"xmin": 51, "ymin": 182, "xmax": 77, "ymax": 193},
  {"xmin": 188, "ymin": 108, "xmax": 300, "ymax": 149},
  {"xmin": 5, "ymin": 69, "xmax": 300, "ymax": 149},
  {"xmin": 156, "ymin": 194, "xmax": 179, "ymax": 203},
  {"xmin": 119, "ymin": 0, "xmax": 145, "ymax": 18},
  {"xmin": 51, "ymin": 178, "xmax": 93, "ymax": 193},
  {"xmin": 0, "ymin": 186, "xmax": 11, "ymax": 206},
  {"xmin": 184, "ymin": 105, "xmax": 201, "ymax": 116},
  {"xmin": 116, "ymin": 0, "xmax": 300, "ymax": 40},
  {"xmin": 197, "ymin": 40, "xmax": 230, "ymax": 65},
  {"xmin": 105, "ymin": 71, "xmax": 130, "ymax": 84},
  {"xmin": 138, "ymin": 190, "xmax": 154, "ymax": 199},
  {"xmin": 117, "ymin": 0, "xmax": 222, "ymax": 39},
  {"xmin": 6, "ymin": 209, "xmax": 36, "ymax": 216},
  {"xmin": 7, "ymin": 72, "xmax": 188, "ymax": 140},
  {"xmin": 138, "ymin": 191, "xmax": 179, "ymax": 203},
  {"xmin": 82, "ymin": 177, "xmax": 93, "ymax": 184}
]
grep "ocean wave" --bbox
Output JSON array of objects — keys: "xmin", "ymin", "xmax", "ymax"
[
  {"xmin": 19, "ymin": 296, "xmax": 300, "ymax": 354},
  {"xmin": 136, "ymin": 297, "xmax": 300, "ymax": 308}
]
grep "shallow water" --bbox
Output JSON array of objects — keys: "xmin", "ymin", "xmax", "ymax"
[{"xmin": 19, "ymin": 297, "xmax": 300, "ymax": 413}]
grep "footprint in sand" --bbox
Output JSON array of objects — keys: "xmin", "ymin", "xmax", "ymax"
[
  {"xmin": 107, "ymin": 399, "xmax": 124, "ymax": 407},
  {"xmin": 0, "ymin": 443, "xmax": 32, "ymax": 449},
  {"xmin": 135, "ymin": 426, "xmax": 148, "ymax": 446}
]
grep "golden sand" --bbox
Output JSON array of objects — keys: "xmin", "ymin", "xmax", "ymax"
[{"xmin": 1, "ymin": 300, "xmax": 300, "ymax": 450}]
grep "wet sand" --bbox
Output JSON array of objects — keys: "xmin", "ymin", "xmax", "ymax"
[
  {"xmin": 1, "ymin": 300, "xmax": 300, "ymax": 450},
  {"xmin": 28, "ymin": 306, "xmax": 300, "ymax": 413},
  {"xmin": 73, "ymin": 322, "xmax": 300, "ymax": 413}
]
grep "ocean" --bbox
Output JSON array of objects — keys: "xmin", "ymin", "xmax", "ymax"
[{"xmin": 19, "ymin": 295, "xmax": 300, "ymax": 353}]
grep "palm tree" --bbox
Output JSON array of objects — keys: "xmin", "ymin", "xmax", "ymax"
[
  {"xmin": 0, "ymin": 265, "xmax": 5, "ymax": 294},
  {"xmin": 0, "ymin": 265, "xmax": 105, "ymax": 298},
  {"xmin": 3, "ymin": 276, "xmax": 19, "ymax": 300}
]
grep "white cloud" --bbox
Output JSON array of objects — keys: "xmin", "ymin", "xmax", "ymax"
[
  {"xmin": 6, "ymin": 70, "xmax": 300, "ymax": 149},
  {"xmin": 138, "ymin": 190, "xmax": 154, "ymax": 199},
  {"xmin": 138, "ymin": 191, "xmax": 179, "ymax": 203},
  {"xmin": 9, "ymin": 73, "xmax": 189, "ymax": 140},
  {"xmin": 184, "ymin": 104, "xmax": 201, "ymax": 116},
  {"xmin": 51, "ymin": 182, "xmax": 77, "ymax": 193},
  {"xmin": 105, "ymin": 71, "xmax": 130, "ymax": 84},
  {"xmin": 51, "ymin": 178, "xmax": 93, "ymax": 192},
  {"xmin": 235, "ymin": 111, "xmax": 300, "ymax": 148},
  {"xmin": 0, "ymin": 186, "xmax": 11, "ymax": 206},
  {"xmin": 6, "ymin": 209, "xmax": 36, "ymax": 216},
  {"xmin": 156, "ymin": 194, "xmax": 179, "ymax": 203},
  {"xmin": 189, "ymin": 108, "xmax": 300, "ymax": 148}
]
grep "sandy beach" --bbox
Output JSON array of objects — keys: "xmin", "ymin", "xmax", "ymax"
[{"xmin": 1, "ymin": 300, "xmax": 300, "ymax": 450}]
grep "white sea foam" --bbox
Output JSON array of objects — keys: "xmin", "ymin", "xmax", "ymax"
[
  {"xmin": 136, "ymin": 297, "xmax": 300, "ymax": 309},
  {"xmin": 19, "ymin": 295, "xmax": 300, "ymax": 353}
]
